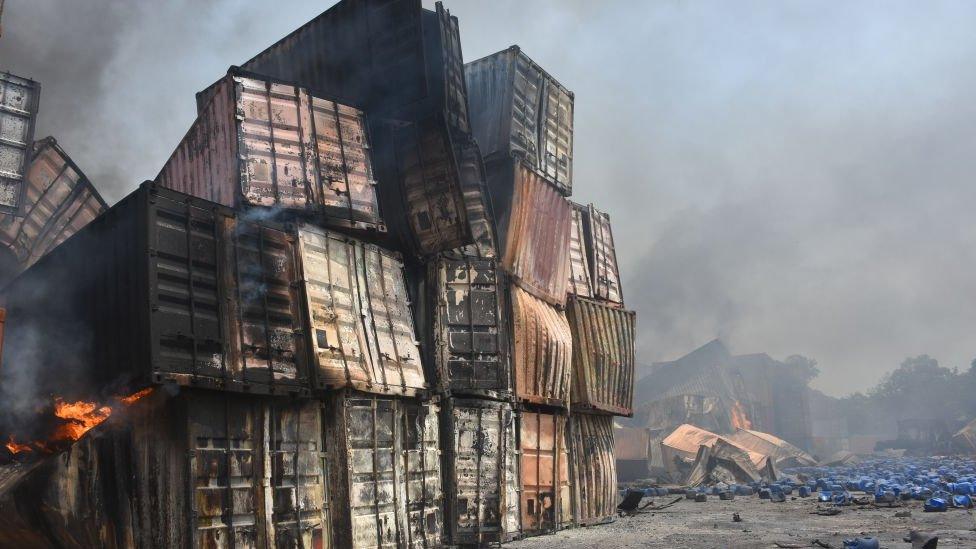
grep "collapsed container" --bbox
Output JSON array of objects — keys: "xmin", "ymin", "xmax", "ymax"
[
  {"xmin": 567, "ymin": 202, "xmax": 592, "ymax": 298},
  {"xmin": 0, "ymin": 71, "xmax": 40, "ymax": 213},
  {"xmin": 0, "ymin": 390, "xmax": 329, "ymax": 548},
  {"xmin": 519, "ymin": 409, "xmax": 573, "ymax": 536},
  {"xmin": 465, "ymin": 46, "xmax": 574, "ymax": 195},
  {"xmin": 440, "ymin": 397, "xmax": 520, "ymax": 546},
  {"xmin": 321, "ymin": 390, "xmax": 442, "ymax": 548},
  {"xmin": 159, "ymin": 69, "xmax": 383, "ymax": 233},
  {"xmin": 569, "ymin": 413, "xmax": 617, "ymax": 526},
  {"xmin": 567, "ymin": 296, "xmax": 637, "ymax": 416},
  {"xmin": 486, "ymin": 156, "xmax": 572, "ymax": 307},
  {"xmin": 582, "ymin": 204, "xmax": 623, "ymax": 305},
  {"xmin": 511, "ymin": 284, "xmax": 572, "ymax": 408},
  {"xmin": 0, "ymin": 137, "xmax": 107, "ymax": 275}
]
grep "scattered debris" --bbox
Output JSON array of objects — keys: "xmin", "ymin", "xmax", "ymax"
[
  {"xmin": 732, "ymin": 512, "xmax": 742, "ymax": 522},
  {"xmin": 903, "ymin": 530, "xmax": 939, "ymax": 549}
]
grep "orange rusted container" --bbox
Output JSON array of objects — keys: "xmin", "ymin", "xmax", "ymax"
[
  {"xmin": 510, "ymin": 284, "xmax": 572, "ymax": 408},
  {"xmin": 519, "ymin": 409, "xmax": 572, "ymax": 536},
  {"xmin": 567, "ymin": 296, "xmax": 637, "ymax": 416},
  {"xmin": 569, "ymin": 413, "xmax": 617, "ymax": 526}
]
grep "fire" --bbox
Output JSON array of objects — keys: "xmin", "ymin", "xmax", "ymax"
[
  {"xmin": 5, "ymin": 437, "xmax": 31, "ymax": 454},
  {"xmin": 730, "ymin": 400, "xmax": 753, "ymax": 430},
  {"xmin": 118, "ymin": 387, "xmax": 154, "ymax": 405}
]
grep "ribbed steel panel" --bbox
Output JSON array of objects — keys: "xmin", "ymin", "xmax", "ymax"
[
  {"xmin": 297, "ymin": 225, "xmax": 426, "ymax": 396},
  {"xmin": 455, "ymin": 141, "xmax": 497, "ymax": 259},
  {"xmin": 519, "ymin": 409, "xmax": 572, "ymax": 536},
  {"xmin": 567, "ymin": 296, "xmax": 636, "ymax": 416},
  {"xmin": 566, "ymin": 202, "xmax": 592, "ymax": 298},
  {"xmin": 584, "ymin": 205, "xmax": 623, "ymax": 305},
  {"xmin": 511, "ymin": 284, "xmax": 572, "ymax": 408},
  {"xmin": 0, "ymin": 72, "xmax": 40, "ymax": 213},
  {"xmin": 441, "ymin": 397, "xmax": 520, "ymax": 546},
  {"xmin": 569, "ymin": 413, "xmax": 617, "ymax": 527},
  {"xmin": 159, "ymin": 71, "xmax": 383, "ymax": 232}
]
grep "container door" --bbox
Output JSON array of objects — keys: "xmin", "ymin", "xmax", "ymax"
[
  {"xmin": 567, "ymin": 204, "xmax": 593, "ymax": 298},
  {"xmin": 519, "ymin": 411, "xmax": 570, "ymax": 535},
  {"xmin": 586, "ymin": 205, "xmax": 623, "ymax": 304},
  {"xmin": 510, "ymin": 54, "xmax": 542, "ymax": 170},
  {"xmin": 570, "ymin": 414, "xmax": 616, "ymax": 526},
  {"xmin": 398, "ymin": 400, "xmax": 442, "ymax": 547},
  {"xmin": 0, "ymin": 72, "xmax": 38, "ymax": 213},
  {"xmin": 344, "ymin": 396, "xmax": 400, "ymax": 548},
  {"xmin": 434, "ymin": 2, "xmax": 470, "ymax": 139},
  {"xmin": 538, "ymin": 78, "xmax": 574, "ymax": 194}
]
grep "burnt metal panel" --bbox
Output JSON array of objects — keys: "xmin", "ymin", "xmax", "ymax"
[
  {"xmin": 518, "ymin": 409, "xmax": 572, "ymax": 536},
  {"xmin": 569, "ymin": 413, "xmax": 617, "ymax": 527},
  {"xmin": 465, "ymin": 47, "xmax": 574, "ymax": 195},
  {"xmin": 0, "ymin": 72, "xmax": 40, "ymax": 213},
  {"xmin": 486, "ymin": 156, "xmax": 572, "ymax": 307},
  {"xmin": 511, "ymin": 284, "xmax": 572, "ymax": 409},
  {"xmin": 297, "ymin": 225, "xmax": 427, "ymax": 396},
  {"xmin": 160, "ymin": 71, "xmax": 383, "ymax": 232},
  {"xmin": 566, "ymin": 202, "xmax": 592, "ymax": 298},
  {"xmin": 322, "ymin": 390, "xmax": 442, "ymax": 548},
  {"xmin": 455, "ymin": 141, "xmax": 497, "ymax": 259},
  {"xmin": 567, "ymin": 296, "xmax": 636, "ymax": 416},
  {"xmin": 0, "ymin": 137, "xmax": 107, "ymax": 272},
  {"xmin": 441, "ymin": 397, "xmax": 520, "ymax": 546},
  {"xmin": 583, "ymin": 204, "xmax": 623, "ymax": 305}
]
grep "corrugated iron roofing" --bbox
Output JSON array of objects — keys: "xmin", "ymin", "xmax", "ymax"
[
  {"xmin": 570, "ymin": 414, "xmax": 617, "ymax": 526},
  {"xmin": 567, "ymin": 296, "xmax": 637, "ymax": 416},
  {"xmin": 511, "ymin": 284, "xmax": 572, "ymax": 408},
  {"xmin": 0, "ymin": 72, "xmax": 40, "ymax": 213}
]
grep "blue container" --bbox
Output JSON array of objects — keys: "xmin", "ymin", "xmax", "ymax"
[
  {"xmin": 818, "ymin": 490, "xmax": 832, "ymax": 502},
  {"xmin": 843, "ymin": 537, "xmax": 880, "ymax": 549},
  {"xmin": 953, "ymin": 494, "xmax": 973, "ymax": 508},
  {"xmin": 798, "ymin": 486, "xmax": 811, "ymax": 498},
  {"xmin": 924, "ymin": 497, "xmax": 948, "ymax": 512},
  {"xmin": 832, "ymin": 492, "xmax": 851, "ymax": 505},
  {"xmin": 954, "ymin": 482, "xmax": 973, "ymax": 495}
]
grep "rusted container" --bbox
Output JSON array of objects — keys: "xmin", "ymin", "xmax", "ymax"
[
  {"xmin": 486, "ymin": 156, "xmax": 572, "ymax": 307},
  {"xmin": 583, "ymin": 204, "xmax": 624, "ymax": 305},
  {"xmin": 567, "ymin": 296, "xmax": 637, "ymax": 416},
  {"xmin": 296, "ymin": 225, "xmax": 427, "ymax": 396},
  {"xmin": 421, "ymin": 253, "xmax": 510, "ymax": 399},
  {"xmin": 567, "ymin": 202, "xmax": 592, "ymax": 298},
  {"xmin": 569, "ymin": 413, "xmax": 617, "ymax": 526},
  {"xmin": 322, "ymin": 390, "xmax": 442, "ymax": 548},
  {"xmin": 0, "ymin": 72, "xmax": 40, "ymax": 213},
  {"xmin": 465, "ymin": 46, "xmax": 574, "ymax": 195},
  {"xmin": 0, "ymin": 391, "xmax": 329, "ymax": 548},
  {"xmin": 441, "ymin": 397, "xmax": 520, "ymax": 546},
  {"xmin": 159, "ymin": 69, "xmax": 382, "ymax": 232},
  {"xmin": 0, "ymin": 182, "xmax": 310, "ymax": 398},
  {"xmin": 0, "ymin": 137, "xmax": 107, "ymax": 274},
  {"xmin": 519, "ymin": 409, "xmax": 572, "ymax": 536},
  {"xmin": 511, "ymin": 284, "xmax": 572, "ymax": 408}
]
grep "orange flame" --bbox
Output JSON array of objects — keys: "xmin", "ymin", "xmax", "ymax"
[
  {"xmin": 117, "ymin": 387, "xmax": 154, "ymax": 405},
  {"xmin": 5, "ymin": 437, "xmax": 32, "ymax": 454},
  {"xmin": 730, "ymin": 400, "xmax": 753, "ymax": 430}
]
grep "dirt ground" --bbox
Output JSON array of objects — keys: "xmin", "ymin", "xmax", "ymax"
[{"xmin": 509, "ymin": 494, "xmax": 976, "ymax": 548}]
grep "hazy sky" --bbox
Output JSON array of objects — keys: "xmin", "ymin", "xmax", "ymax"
[{"xmin": 2, "ymin": 0, "xmax": 975, "ymax": 395}]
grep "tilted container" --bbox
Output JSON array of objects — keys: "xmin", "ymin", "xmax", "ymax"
[
  {"xmin": 583, "ymin": 204, "xmax": 624, "ymax": 305},
  {"xmin": 486, "ymin": 156, "xmax": 572, "ymax": 307},
  {"xmin": 569, "ymin": 413, "xmax": 617, "ymax": 527},
  {"xmin": 519, "ymin": 409, "xmax": 572, "ymax": 536},
  {"xmin": 566, "ymin": 202, "xmax": 593, "ymax": 298},
  {"xmin": 465, "ymin": 46, "xmax": 574, "ymax": 195},
  {"xmin": 440, "ymin": 397, "xmax": 520, "ymax": 546},
  {"xmin": 0, "ymin": 72, "xmax": 40, "ymax": 213},
  {"xmin": 510, "ymin": 284, "xmax": 572, "ymax": 408},
  {"xmin": 321, "ymin": 390, "xmax": 442, "ymax": 548},
  {"xmin": 0, "ymin": 182, "xmax": 309, "ymax": 398},
  {"xmin": 159, "ymin": 70, "xmax": 382, "ymax": 233},
  {"xmin": 567, "ymin": 296, "xmax": 637, "ymax": 416},
  {"xmin": 0, "ymin": 137, "xmax": 107, "ymax": 274}
]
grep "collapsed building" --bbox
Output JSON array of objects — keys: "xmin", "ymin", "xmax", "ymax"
[{"xmin": 0, "ymin": 0, "xmax": 636, "ymax": 547}]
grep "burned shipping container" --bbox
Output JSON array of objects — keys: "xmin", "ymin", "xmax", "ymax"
[
  {"xmin": 566, "ymin": 202, "xmax": 592, "ymax": 298},
  {"xmin": 322, "ymin": 390, "xmax": 442, "ymax": 548},
  {"xmin": 569, "ymin": 413, "xmax": 617, "ymax": 526},
  {"xmin": 511, "ymin": 284, "xmax": 572, "ymax": 408},
  {"xmin": 583, "ymin": 204, "xmax": 624, "ymax": 305},
  {"xmin": 441, "ymin": 397, "xmax": 520, "ymax": 546},
  {"xmin": 0, "ymin": 137, "xmax": 107, "ymax": 274},
  {"xmin": 159, "ymin": 70, "xmax": 382, "ymax": 232},
  {"xmin": 465, "ymin": 46, "xmax": 574, "ymax": 195},
  {"xmin": 0, "ymin": 71, "xmax": 40, "ymax": 213},
  {"xmin": 519, "ymin": 409, "xmax": 573, "ymax": 536},
  {"xmin": 567, "ymin": 296, "xmax": 637, "ymax": 416}
]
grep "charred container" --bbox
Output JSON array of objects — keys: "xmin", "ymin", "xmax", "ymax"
[
  {"xmin": 566, "ymin": 202, "xmax": 593, "ymax": 298},
  {"xmin": 0, "ymin": 390, "xmax": 329, "ymax": 548},
  {"xmin": 0, "ymin": 72, "xmax": 40, "ymax": 213},
  {"xmin": 569, "ymin": 413, "xmax": 617, "ymax": 527},
  {"xmin": 567, "ymin": 296, "xmax": 636, "ymax": 416},
  {"xmin": 0, "ymin": 137, "xmax": 107, "ymax": 276},
  {"xmin": 0, "ymin": 182, "xmax": 309, "ymax": 398},
  {"xmin": 510, "ymin": 284, "xmax": 572, "ymax": 409},
  {"xmin": 518, "ymin": 408, "xmax": 573, "ymax": 536},
  {"xmin": 322, "ymin": 390, "xmax": 442, "ymax": 548},
  {"xmin": 159, "ymin": 70, "xmax": 383, "ymax": 233},
  {"xmin": 465, "ymin": 46, "xmax": 574, "ymax": 195},
  {"xmin": 582, "ymin": 204, "xmax": 623, "ymax": 305},
  {"xmin": 440, "ymin": 397, "xmax": 520, "ymax": 546}
]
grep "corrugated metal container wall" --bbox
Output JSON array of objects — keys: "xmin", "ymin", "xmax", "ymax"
[
  {"xmin": 441, "ymin": 398, "xmax": 520, "ymax": 546},
  {"xmin": 567, "ymin": 296, "xmax": 637, "ymax": 416},
  {"xmin": 464, "ymin": 47, "xmax": 574, "ymax": 195},
  {"xmin": 566, "ymin": 202, "xmax": 592, "ymax": 298},
  {"xmin": 455, "ymin": 141, "xmax": 497, "ymax": 258},
  {"xmin": 519, "ymin": 410, "xmax": 572, "ymax": 536},
  {"xmin": 511, "ymin": 285, "xmax": 572, "ymax": 408},
  {"xmin": 0, "ymin": 72, "xmax": 40, "ymax": 213},
  {"xmin": 583, "ymin": 205, "xmax": 623, "ymax": 305},
  {"xmin": 322, "ymin": 390, "xmax": 442, "ymax": 548},
  {"xmin": 159, "ymin": 71, "xmax": 383, "ymax": 232},
  {"xmin": 486, "ymin": 157, "xmax": 572, "ymax": 307},
  {"xmin": 0, "ymin": 391, "xmax": 328, "ymax": 548},
  {"xmin": 0, "ymin": 183, "xmax": 309, "ymax": 399},
  {"xmin": 0, "ymin": 138, "xmax": 107, "ymax": 271},
  {"xmin": 425, "ymin": 254, "xmax": 510, "ymax": 399},
  {"xmin": 297, "ymin": 225, "xmax": 427, "ymax": 396},
  {"xmin": 569, "ymin": 414, "xmax": 617, "ymax": 526}
]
